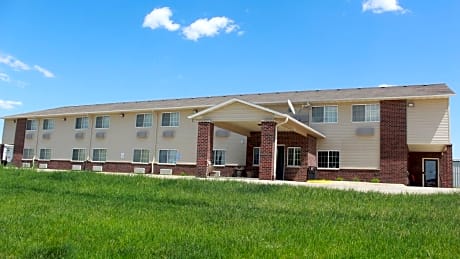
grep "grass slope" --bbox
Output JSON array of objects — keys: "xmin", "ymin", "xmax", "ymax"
[{"xmin": 0, "ymin": 168, "xmax": 459, "ymax": 258}]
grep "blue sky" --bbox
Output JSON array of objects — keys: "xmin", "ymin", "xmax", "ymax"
[{"xmin": 1, "ymin": 0, "xmax": 459, "ymax": 157}]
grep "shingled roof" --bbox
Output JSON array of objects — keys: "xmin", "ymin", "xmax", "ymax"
[{"xmin": 3, "ymin": 83, "xmax": 454, "ymax": 119}]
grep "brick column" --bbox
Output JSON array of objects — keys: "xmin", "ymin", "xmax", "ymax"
[
  {"xmin": 259, "ymin": 121, "xmax": 276, "ymax": 180},
  {"xmin": 380, "ymin": 100, "xmax": 408, "ymax": 184},
  {"xmin": 196, "ymin": 121, "xmax": 214, "ymax": 178},
  {"xmin": 440, "ymin": 145, "xmax": 453, "ymax": 188},
  {"xmin": 12, "ymin": 118, "xmax": 27, "ymax": 167}
]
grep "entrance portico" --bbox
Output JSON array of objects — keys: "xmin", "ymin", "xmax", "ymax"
[{"xmin": 188, "ymin": 98, "xmax": 325, "ymax": 181}]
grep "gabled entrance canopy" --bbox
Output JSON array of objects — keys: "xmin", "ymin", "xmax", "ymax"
[{"xmin": 188, "ymin": 98, "xmax": 325, "ymax": 139}]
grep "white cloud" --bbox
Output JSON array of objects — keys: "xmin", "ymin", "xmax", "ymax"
[
  {"xmin": 0, "ymin": 54, "xmax": 30, "ymax": 71},
  {"xmin": 0, "ymin": 100, "xmax": 22, "ymax": 110},
  {"xmin": 143, "ymin": 7, "xmax": 180, "ymax": 31},
  {"xmin": 0, "ymin": 72, "xmax": 10, "ymax": 82},
  {"xmin": 33, "ymin": 65, "xmax": 55, "ymax": 78},
  {"xmin": 362, "ymin": 0, "xmax": 407, "ymax": 14},
  {"xmin": 182, "ymin": 16, "xmax": 238, "ymax": 41},
  {"xmin": 378, "ymin": 83, "xmax": 395, "ymax": 88}
]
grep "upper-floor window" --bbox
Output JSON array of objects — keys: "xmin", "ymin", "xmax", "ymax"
[
  {"xmin": 133, "ymin": 149, "xmax": 150, "ymax": 163},
  {"xmin": 43, "ymin": 119, "xmax": 55, "ymax": 130},
  {"xmin": 312, "ymin": 106, "xmax": 338, "ymax": 123},
  {"xmin": 75, "ymin": 117, "xmax": 89, "ymax": 129},
  {"xmin": 352, "ymin": 104, "xmax": 380, "ymax": 122},
  {"xmin": 39, "ymin": 148, "xmax": 52, "ymax": 160},
  {"xmin": 287, "ymin": 147, "xmax": 301, "ymax": 167},
  {"xmin": 23, "ymin": 148, "xmax": 35, "ymax": 160},
  {"xmin": 161, "ymin": 112, "xmax": 179, "ymax": 127},
  {"xmin": 72, "ymin": 148, "xmax": 86, "ymax": 161},
  {"xmin": 92, "ymin": 148, "xmax": 107, "ymax": 162},
  {"xmin": 26, "ymin": 119, "xmax": 38, "ymax": 131},
  {"xmin": 158, "ymin": 149, "xmax": 177, "ymax": 164},
  {"xmin": 136, "ymin": 114, "xmax": 153, "ymax": 128},
  {"xmin": 318, "ymin": 151, "xmax": 340, "ymax": 169},
  {"xmin": 213, "ymin": 150, "xmax": 226, "ymax": 166},
  {"xmin": 95, "ymin": 116, "xmax": 110, "ymax": 129},
  {"xmin": 253, "ymin": 147, "xmax": 260, "ymax": 166}
]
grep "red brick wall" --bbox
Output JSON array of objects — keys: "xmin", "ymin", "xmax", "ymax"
[
  {"xmin": 13, "ymin": 118, "xmax": 26, "ymax": 167},
  {"xmin": 380, "ymin": 100, "xmax": 408, "ymax": 184},
  {"xmin": 195, "ymin": 121, "xmax": 214, "ymax": 177},
  {"xmin": 317, "ymin": 169, "xmax": 381, "ymax": 182},
  {"xmin": 259, "ymin": 121, "xmax": 276, "ymax": 180},
  {"xmin": 409, "ymin": 145, "xmax": 453, "ymax": 188},
  {"xmin": 441, "ymin": 145, "xmax": 453, "ymax": 187}
]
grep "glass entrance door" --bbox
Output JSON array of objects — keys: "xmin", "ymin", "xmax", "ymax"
[{"xmin": 423, "ymin": 159, "xmax": 438, "ymax": 187}]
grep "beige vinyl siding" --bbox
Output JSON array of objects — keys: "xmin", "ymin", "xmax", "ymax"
[
  {"xmin": 38, "ymin": 117, "xmax": 79, "ymax": 160},
  {"xmin": 407, "ymin": 98, "xmax": 450, "ymax": 144},
  {"xmin": 311, "ymin": 102, "xmax": 380, "ymax": 169},
  {"xmin": 213, "ymin": 127, "xmax": 247, "ymax": 166},
  {"xmin": 2, "ymin": 119, "xmax": 16, "ymax": 144},
  {"xmin": 202, "ymin": 102, "xmax": 275, "ymax": 121}
]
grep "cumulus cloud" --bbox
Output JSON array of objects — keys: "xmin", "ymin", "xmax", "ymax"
[
  {"xmin": 0, "ymin": 72, "xmax": 10, "ymax": 82},
  {"xmin": 34, "ymin": 65, "xmax": 55, "ymax": 78},
  {"xmin": 0, "ymin": 54, "xmax": 30, "ymax": 71},
  {"xmin": 143, "ymin": 7, "xmax": 180, "ymax": 31},
  {"xmin": 0, "ymin": 100, "xmax": 22, "ymax": 110},
  {"xmin": 362, "ymin": 0, "xmax": 407, "ymax": 14},
  {"xmin": 182, "ymin": 16, "xmax": 238, "ymax": 41}
]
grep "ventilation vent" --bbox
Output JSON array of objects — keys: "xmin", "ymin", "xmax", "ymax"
[
  {"xmin": 38, "ymin": 163, "xmax": 48, "ymax": 169},
  {"xmin": 215, "ymin": 129, "xmax": 230, "ymax": 137},
  {"xmin": 356, "ymin": 127, "xmax": 375, "ymax": 136},
  {"xmin": 72, "ymin": 164, "xmax": 82, "ymax": 171},
  {"xmin": 22, "ymin": 162, "xmax": 31, "ymax": 168},
  {"xmin": 95, "ymin": 132, "xmax": 106, "ymax": 139},
  {"xmin": 162, "ymin": 130, "xmax": 175, "ymax": 138},
  {"xmin": 136, "ymin": 131, "xmax": 148, "ymax": 138},
  {"xmin": 75, "ymin": 132, "xmax": 85, "ymax": 139},
  {"xmin": 25, "ymin": 133, "xmax": 34, "ymax": 139},
  {"xmin": 42, "ymin": 133, "xmax": 51, "ymax": 139},
  {"xmin": 92, "ymin": 165, "xmax": 103, "ymax": 172},
  {"xmin": 159, "ymin": 168, "xmax": 173, "ymax": 175},
  {"xmin": 134, "ymin": 167, "xmax": 146, "ymax": 174}
]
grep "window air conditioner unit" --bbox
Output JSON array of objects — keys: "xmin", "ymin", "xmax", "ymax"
[
  {"xmin": 92, "ymin": 165, "xmax": 103, "ymax": 172},
  {"xmin": 356, "ymin": 127, "xmax": 375, "ymax": 136},
  {"xmin": 39, "ymin": 163, "xmax": 48, "ymax": 169},
  {"xmin": 72, "ymin": 164, "xmax": 82, "ymax": 171},
  {"xmin": 136, "ymin": 131, "xmax": 148, "ymax": 138},
  {"xmin": 75, "ymin": 132, "xmax": 85, "ymax": 139},
  {"xmin": 42, "ymin": 133, "xmax": 51, "ymax": 139},
  {"xmin": 95, "ymin": 132, "xmax": 106, "ymax": 139},
  {"xmin": 215, "ymin": 129, "xmax": 230, "ymax": 137},
  {"xmin": 25, "ymin": 133, "xmax": 34, "ymax": 139},
  {"xmin": 162, "ymin": 130, "xmax": 175, "ymax": 138},
  {"xmin": 134, "ymin": 167, "xmax": 146, "ymax": 174},
  {"xmin": 22, "ymin": 162, "xmax": 31, "ymax": 168},
  {"xmin": 159, "ymin": 168, "xmax": 173, "ymax": 175}
]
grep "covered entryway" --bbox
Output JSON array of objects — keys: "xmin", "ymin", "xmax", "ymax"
[{"xmin": 188, "ymin": 98, "xmax": 325, "ymax": 181}]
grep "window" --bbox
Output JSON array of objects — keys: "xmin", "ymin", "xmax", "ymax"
[
  {"xmin": 161, "ymin": 112, "xmax": 179, "ymax": 127},
  {"xmin": 92, "ymin": 149, "xmax": 107, "ymax": 162},
  {"xmin": 159, "ymin": 150, "xmax": 177, "ymax": 164},
  {"xmin": 253, "ymin": 147, "xmax": 260, "ymax": 166},
  {"xmin": 312, "ymin": 106, "xmax": 337, "ymax": 123},
  {"xmin": 318, "ymin": 151, "xmax": 340, "ymax": 169},
  {"xmin": 133, "ymin": 149, "xmax": 150, "ymax": 163},
  {"xmin": 26, "ymin": 119, "xmax": 38, "ymax": 130},
  {"xmin": 75, "ymin": 117, "xmax": 89, "ymax": 129},
  {"xmin": 352, "ymin": 104, "xmax": 380, "ymax": 122},
  {"xmin": 42, "ymin": 119, "xmax": 55, "ymax": 130},
  {"xmin": 136, "ymin": 114, "xmax": 153, "ymax": 128},
  {"xmin": 95, "ymin": 116, "xmax": 110, "ymax": 129},
  {"xmin": 23, "ymin": 148, "xmax": 34, "ymax": 160},
  {"xmin": 287, "ymin": 147, "xmax": 301, "ymax": 167},
  {"xmin": 39, "ymin": 148, "xmax": 51, "ymax": 160},
  {"xmin": 213, "ymin": 150, "xmax": 226, "ymax": 166},
  {"xmin": 72, "ymin": 149, "xmax": 86, "ymax": 161}
]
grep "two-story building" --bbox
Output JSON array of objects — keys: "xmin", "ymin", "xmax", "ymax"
[{"xmin": 1, "ymin": 83, "xmax": 455, "ymax": 187}]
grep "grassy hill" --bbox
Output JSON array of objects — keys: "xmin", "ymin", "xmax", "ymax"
[{"xmin": 0, "ymin": 168, "xmax": 459, "ymax": 258}]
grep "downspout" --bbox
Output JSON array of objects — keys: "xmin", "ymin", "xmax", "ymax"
[
  {"xmin": 33, "ymin": 118, "xmax": 40, "ymax": 168},
  {"xmin": 273, "ymin": 116, "xmax": 289, "ymax": 180},
  {"xmin": 87, "ymin": 115, "xmax": 94, "ymax": 170}
]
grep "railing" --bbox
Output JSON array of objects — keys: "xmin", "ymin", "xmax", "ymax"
[{"xmin": 454, "ymin": 160, "xmax": 460, "ymax": 188}]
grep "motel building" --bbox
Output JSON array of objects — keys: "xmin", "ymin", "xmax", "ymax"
[{"xmin": 0, "ymin": 83, "xmax": 455, "ymax": 187}]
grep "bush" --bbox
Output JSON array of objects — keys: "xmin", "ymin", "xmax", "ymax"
[
  {"xmin": 352, "ymin": 176, "xmax": 360, "ymax": 182},
  {"xmin": 336, "ymin": 177, "xmax": 344, "ymax": 181},
  {"xmin": 370, "ymin": 178, "xmax": 381, "ymax": 183}
]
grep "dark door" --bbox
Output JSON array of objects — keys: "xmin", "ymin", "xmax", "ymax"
[
  {"xmin": 424, "ymin": 159, "xmax": 438, "ymax": 187},
  {"xmin": 276, "ymin": 146, "xmax": 285, "ymax": 180}
]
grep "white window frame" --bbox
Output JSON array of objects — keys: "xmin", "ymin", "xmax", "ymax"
[
  {"xmin": 317, "ymin": 150, "xmax": 340, "ymax": 170},
  {"xmin": 287, "ymin": 147, "xmax": 301, "ymax": 167},
  {"xmin": 161, "ymin": 112, "xmax": 180, "ymax": 127},
  {"xmin": 72, "ymin": 148, "xmax": 87, "ymax": 162},
  {"xmin": 136, "ymin": 113, "xmax": 153, "ymax": 128},
  {"xmin": 39, "ymin": 148, "xmax": 52, "ymax": 161},
  {"xmin": 352, "ymin": 104, "xmax": 380, "ymax": 122},
  {"xmin": 253, "ymin": 147, "xmax": 260, "ymax": 166},
  {"xmin": 26, "ymin": 119, "xmax": 38, "ymax": 131},
  {"xmin": 133, "ymin": 149, "xmax": 150, "ymax": 164},
  {"xmin": 42, "ymin": 119, "xmax": 55, "ymax": 130},
  {"xmin": 23, "ymin": 148, "xmax": 35, "ymax": 160},
  {"xmin": 213, "ymin": 149, "xmax": 226, "ymax": 166},
  {"xmin": 95, "ymin": 115, "xmax": 110, "ymax": 129},
  {"xmin": 158, "ymin": 149, "xmax": 177, "ymax": 165},
  {"xmin": 75, "ymin": 117, "xmax": 89, "ymax": 129},
  {"xmin": 311, "ymin": 105, "xmax": 338, "ymax": 123},
  {"xmin": 92, "ymin": 148, "xmax": 107, "ymax": 162}
]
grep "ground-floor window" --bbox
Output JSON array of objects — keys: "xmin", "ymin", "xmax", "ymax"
[
  {"xmin": 253, "ymin": 147, "xmax": 260, "ymax": 166},
  {"xmin": 133, "ymin": 149, "xmax": 150, "ymax": 163},
  {"xmin": 287, "ymin": 147, "xmax": 301, "ymax": 166},
  {"xmin": 23, "ymin": 148, "xmax": 34, "ymax": 160},
  {"xmin": 92, "ymin": 149, "xmax": 107, "ymax": 162},
  {"xmin": 213, "ymin": 150, "xmax": 226, "ymax": 166},
  {"xmin": 72, "ymin": 148, "xmax": 86, "ymax": 161},
  {"xmin": 318, "ymin": 150, "xmax": 340, "ymax": 169},
  {"xmin": 39, "ymin": 148, "xmax": 52, "ymax": 160},
  {"xmin": 159, "ymin": 149, "xmax": 177, "ymax": 164}
]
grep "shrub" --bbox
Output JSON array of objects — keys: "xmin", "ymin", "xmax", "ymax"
[
  {"xmin": 371, "ymin": 178, "xmax": 381, "ymax": 183},
  {"xmin": 336, "ymin": 177, "xmax": 344, "ymax": 181},
  {"xmin": 352, "ymin": 176, "xmax": 360, "ymax": 182}
]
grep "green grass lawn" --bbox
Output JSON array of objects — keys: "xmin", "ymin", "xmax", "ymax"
[{"xmin": 0, "ymin": 168, "xmax": 459, "ymax": 258}]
